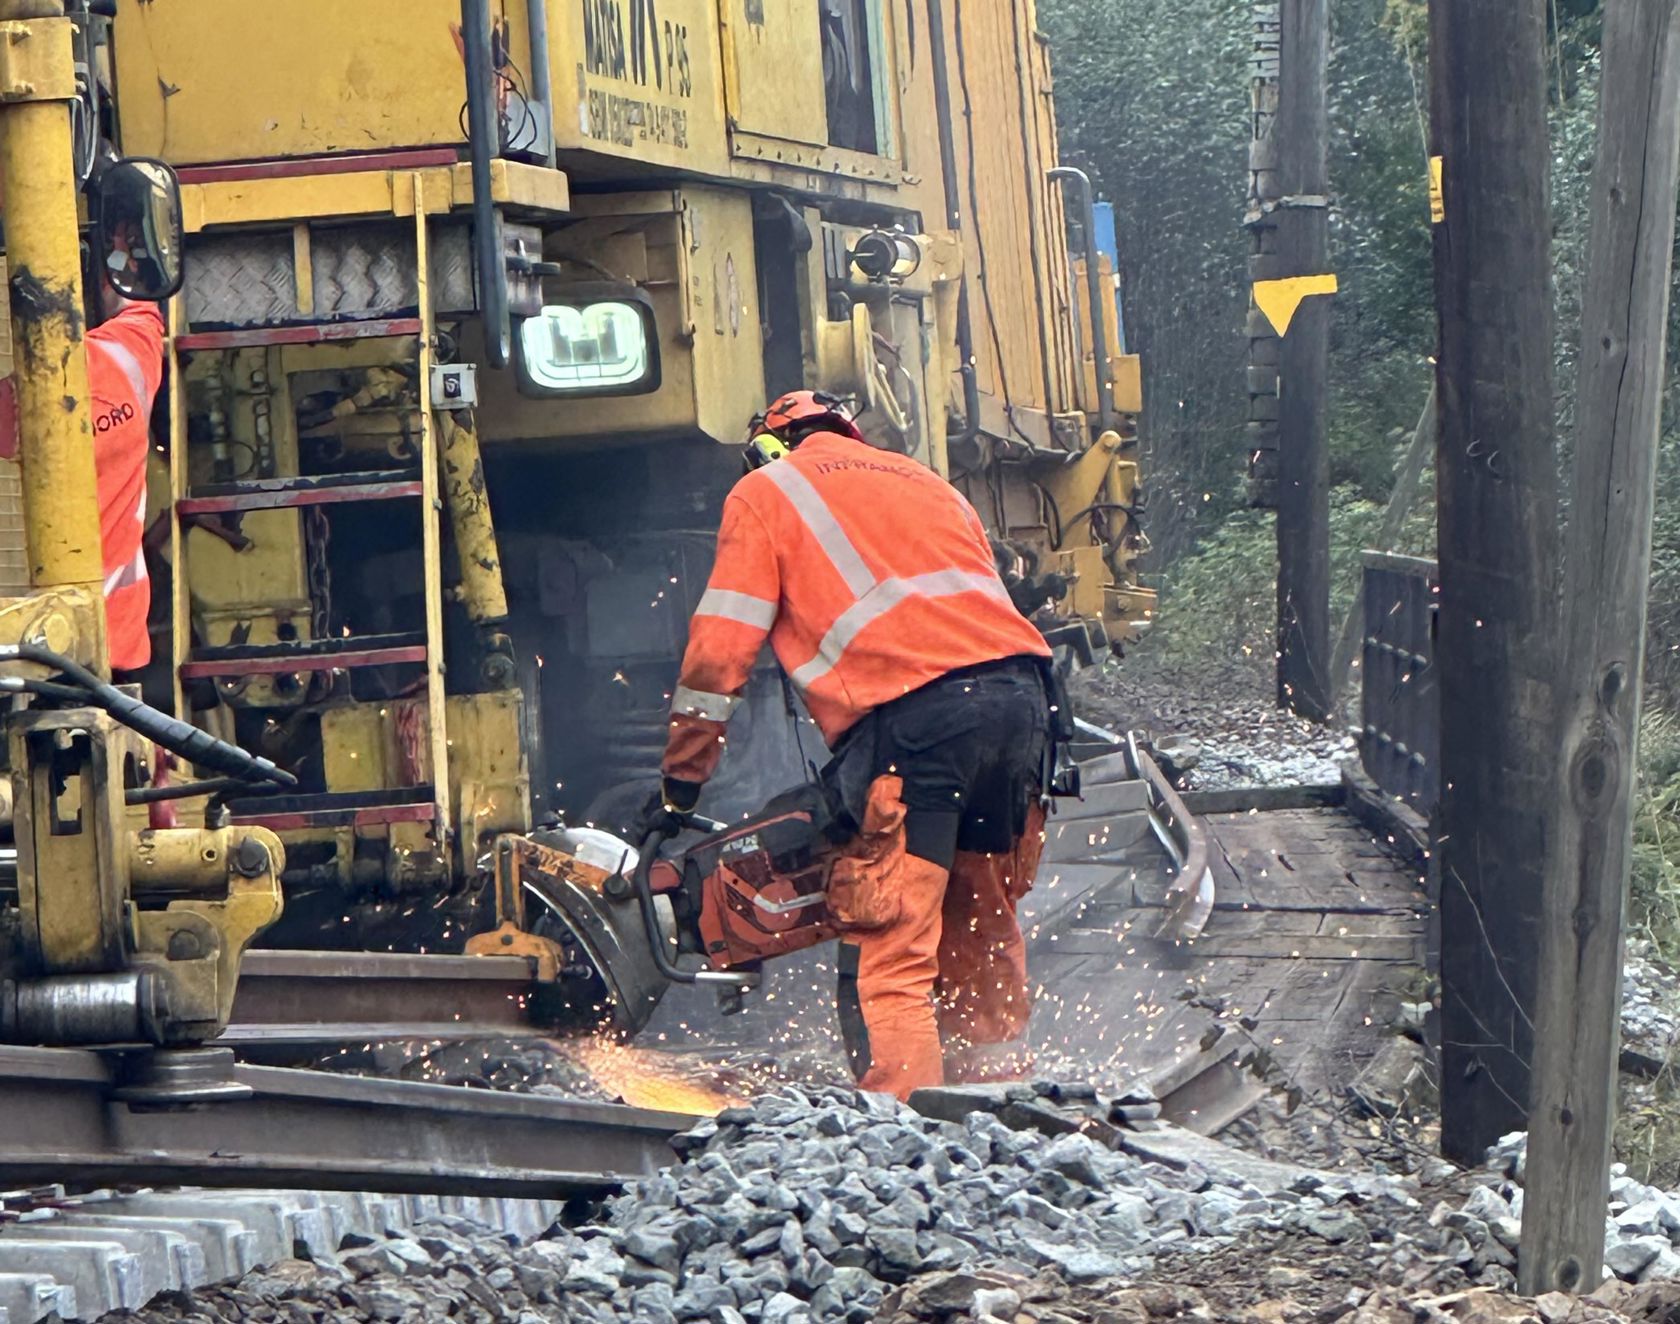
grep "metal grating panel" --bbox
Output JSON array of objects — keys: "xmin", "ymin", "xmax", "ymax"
[
  {"xmin": 0, "ymin": 459, "xmax": 27, "ymax": 597},
  {"xmin": 311, "ymin": 227, "xmax": 413, "ymax": 317},
  {"xmin": 312, "ymin": 223, "xmax": 474, "ymax": 320},
  {"xmin": 1359, "ymin": 553, "xmax": 1438, "ymax": 813},
  {"xmin": 184, "ymin": 224, "xmax": 475, "ymax": 329},
  {"xmin": 186, "ymin": 233, "xmax": 298, "ymax": 327}
]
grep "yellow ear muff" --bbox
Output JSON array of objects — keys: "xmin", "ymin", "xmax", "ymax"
[{"xmin": 745, "ymin": 434, "xmax": 791, "ymax": 470}]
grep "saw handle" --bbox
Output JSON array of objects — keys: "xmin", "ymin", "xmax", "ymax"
[{"xmin": 632, "ymin": 826, "xmax": 756, "ymax": 989}]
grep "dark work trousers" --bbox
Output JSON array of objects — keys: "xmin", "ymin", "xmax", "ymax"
[{"xmin": 823, "ymin": 655, "xmax": 1051, "ymax": 868}]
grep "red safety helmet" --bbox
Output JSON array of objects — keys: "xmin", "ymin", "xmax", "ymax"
[{"xmin": 744, "ymin": 390, "xmax": 861, "ymax": 469}]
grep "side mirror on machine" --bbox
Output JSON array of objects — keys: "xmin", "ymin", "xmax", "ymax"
[
  {"xmin": 513, "ymin": 283, "xmax": 661, "ymax": 398},
  {"xmin": 95, "ymin": 157, "xmax": 184, "ymax": 303}
]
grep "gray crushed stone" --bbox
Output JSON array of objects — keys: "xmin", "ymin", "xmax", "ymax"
[
  {"xmin": 1622, "ymin": 942, "xmax": 1680, "ymax": 1069},
  {"xmin": 111, "ymin": 1086, "xmax": 1444, "ymax": 1324},
  {"xmin": 1071, "ymin": 668, "xmax": 1351, "ymax": 790},
  {"xmin": 1464, "ymin": 1133, "xmax": 1680, "ymax": 1287},
  {"xmin": 116, "ymin": 1090, "xmax": 1680, "ymax": 1324}
]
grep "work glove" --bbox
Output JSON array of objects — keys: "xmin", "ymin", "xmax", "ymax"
[{"xmin": 636, "ymin": 777, "xmax": 703, "ymax": 841}]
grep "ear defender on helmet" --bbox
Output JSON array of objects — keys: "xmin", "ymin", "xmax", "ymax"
[
  {"xmin": 744, "ymin": 431, "xmax": 792, "ymax": 471},
  {"xmin": 743, "ymin": 390, "xmax": 864, "ymax": 467}
]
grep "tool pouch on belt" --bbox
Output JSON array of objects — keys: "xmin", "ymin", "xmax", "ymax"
[
  {"xmin": 817, "ymin": 710, "xmax": 880, "ymax": 839},
  {"xmin": 1038, "ymin": 660, "xmax": 1082, "ymax": 801},
  {"xmin": 825, "ymin": 774, "xmax": 908, "ymax": 930}
]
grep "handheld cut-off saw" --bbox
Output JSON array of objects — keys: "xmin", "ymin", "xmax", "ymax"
[{"xmin": 468, "ymin": 785, "xmax": 845, "ymax": 1037}]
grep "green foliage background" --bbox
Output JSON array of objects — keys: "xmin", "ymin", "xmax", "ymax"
[
  {"xmin": 1035, "ymin": 0, "xmax": 1680, "ymax": 939},
  {"xmin": 1037, "ymin": 0, "xmax": 1445, "ymax": 683}
]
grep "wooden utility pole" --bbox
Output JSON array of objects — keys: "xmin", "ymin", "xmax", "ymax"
[
  {"xmin": 1247, "ymin": 0, "xmax": 1332, "ymax": 721},
  {"xmin": 1245, "ymin": 2, "xmax": 1284, "ymax": 508},
  {"xmin": 1429, "ymin": 0, "xmax": 1560, "ymax": 1165},
  {"xmin": 1520, "ymin": 0, "xmax": 1680, "ymax": 1294}
]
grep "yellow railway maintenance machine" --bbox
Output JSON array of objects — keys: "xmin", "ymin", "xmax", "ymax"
[
  {"xmin": 0, "ymin": 0, "xmax": 291, "ymax": 1090},
  {"xmin": 88, "ymin": 0, "xmax": 1154, "ymax": 964}
]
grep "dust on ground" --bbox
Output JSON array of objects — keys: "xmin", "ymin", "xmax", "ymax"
[{"xmin": 1072, "ymin": 660, "xmax": 1354, "ymax": 790}]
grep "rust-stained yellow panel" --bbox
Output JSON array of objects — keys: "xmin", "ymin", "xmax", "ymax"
[
  {"xmin": 1112, "ymin": 355, "xmax": 1143, "ymax": 416},
  {"xmin": 1071, "ymin": 255, "xmax": 1141, "ymax": 417},
  {"xmin": 449, "ymin": 689, "xmax": 532, "ymax": 844},
  {"xmin": 114, "ymin": 0, "xmax": 480, "ymax": 163},
  {"xmin": 185, "ymin": 512, "xmax": 310, "ymax": 644},
  {"xmin": 1053, "ymin": 545, "xmax": 1107, "ymax": 620},
  {"xmin": 114, "ymin": 0, "xmax": 728, "ymax": 173},
  {"xmin": 720, "ymin": 0, "xmax": 828, "ymax": 148},
  {"xmin": 546, "ymin": 0, "xmax": 728, "ymax": 169},
  {"xmin": 321, "ymin": 703, "xmax": 396, "ymax": 794},
  {"xmin": 1033, "ymin": 29, "xmax": 1080, "ymax": 414},
  {"xmin": 179, "ymin": 161, "xmax": 569, "ymax": 236},
  {"xmin": 322, "ymin": 692, "xmax": 530, "ymax": 841},
  {"xmin": 934, "ymin": 0, "xmax": 1080, "ymax": 432}
]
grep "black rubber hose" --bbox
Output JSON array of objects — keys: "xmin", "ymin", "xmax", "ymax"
[
  {"xmin": 526, "ymin": 0, "xmax": 556, "ymax": 169},
  {"xmin": 125, "ymin": 776, "xmax": 248, "ymax": 806},
  {"xmin": 461, "ymin": 0, "xmax": 511, "ymax": 369},
  {"xmin": 0, "ymin": 643, "xmax": 297, "ymax": 785},
  {"xmin": 0, "ymin": 677, "xmax": 90, "ymax": 704}
]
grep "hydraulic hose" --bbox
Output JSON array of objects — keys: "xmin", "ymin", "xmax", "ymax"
[
  {"xmin": 124, "ymin": 776, "xmax": 248, "ymax": 806},
  {"xmin": 927, "ymin": 0, "xmax": 982, "ymax": 452},
  {"xmin": 526, "ymin": 0, "xmax": 556, "ymax": 169},
  {"xmin": 1049, "ymin": 166, "xmax": 1118, "ymax": 435},
  {"xmin": 0, "ymin": 644, "xmax": 297, "ymax": 785},
  {"xmin": 461, "ymin": 0, "xmax": 511, "ymax": 368}
]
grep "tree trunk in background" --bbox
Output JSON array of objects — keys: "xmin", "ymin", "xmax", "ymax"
[
  {"xmin": 1246, "ymin": 2, "xmax": 1284, "ymax": 508},
  {"xmin": 1429, "ymin": 0, "xmax": 1560, "ymax": 1166},
  {"xmin": 1520, "ymin": 0, "xmax": 1680, "ymax": 1293}
]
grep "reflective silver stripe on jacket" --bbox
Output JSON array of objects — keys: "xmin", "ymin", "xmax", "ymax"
[
  {"xmin": 695, "ymin": 587, "xmax": 777, "ymax": 630},
  {"xmin": 760, "ymin": 457, "xmax": 1013, "ymax": 690},
  {"xmin": 788, "ymin": 568, "xmax": 1012, "ymax": 689},
  {"xmin": 759, "ymin": 461, "xmax": 876, "ymax": 597},
  {"xmin": 89, "ymin": 336, "xmax": 149, "ymax": 403},
  {"xmin": 104, "ymin": 545, "xmax": 147, "ymax": 594},
  {"xmin": 104, "ymin": 489, "xmax": 148, "ymax": 594}
]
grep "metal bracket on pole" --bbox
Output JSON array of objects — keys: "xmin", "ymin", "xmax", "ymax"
[{"xmin": 0, "ymin": 19, "xmax": 74, "ymax": 102}]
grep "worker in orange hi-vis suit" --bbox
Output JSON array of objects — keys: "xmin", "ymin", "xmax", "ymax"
[
  {"xmin": 87, "ymin": 265, "xmax": 166, "ymax": 675},
  {"xmin": 88, "ymin": 239, "xmax": 169, "ymax": 823},
  {"xmin": 654, "ymin": 390, "xmax": 1068, "ymax": 1100}
]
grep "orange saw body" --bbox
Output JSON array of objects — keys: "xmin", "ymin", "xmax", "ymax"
[{"xmin": 650, "ymin": 805, "xmax": 839, "ymax": 968}]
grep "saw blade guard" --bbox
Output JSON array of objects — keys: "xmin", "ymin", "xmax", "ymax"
[{"xmin": 519, "ymin": 830, "xmax": 677, "ymax": 1038}]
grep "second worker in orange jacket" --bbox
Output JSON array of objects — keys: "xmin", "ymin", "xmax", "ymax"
[{"xmin": 659, "ymin": 391, "xmax": 1056, "ymax": 1099}]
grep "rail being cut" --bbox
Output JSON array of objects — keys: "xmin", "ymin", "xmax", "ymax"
[{"xmin": 0, "ymin": 1044, "xmax": 693, "ymax": 1197}]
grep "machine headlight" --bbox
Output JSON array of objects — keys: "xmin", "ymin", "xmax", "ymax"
[{"xmin": 513, "ymin": 285, "xmax": 662, "ymax": 398}]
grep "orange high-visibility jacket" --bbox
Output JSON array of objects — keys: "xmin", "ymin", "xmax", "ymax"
[
  {"xmin": 662, "ymin": 431, "xmax": 1051, "ymax": 786},
  {"xmin": 88, "ymin": 303, "xmax": 166, "ymax": 672}
]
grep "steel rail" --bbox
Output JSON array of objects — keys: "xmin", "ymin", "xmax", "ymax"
[
  {"xmin": 1124, "ymin": 738, "xmax": 1216, "ymax": 942},
  {"xmin": 0, "ymin": 1045, "xmax": 693, "ymax": 1198},
  {"xmin": 231, "ymin": 950, "xmax": 547, "ymax": 1036}
]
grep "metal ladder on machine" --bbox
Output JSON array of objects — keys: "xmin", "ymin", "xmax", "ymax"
[{"xmin": 164, "ymin": 173, "xmax": 452, "ymax": 855}]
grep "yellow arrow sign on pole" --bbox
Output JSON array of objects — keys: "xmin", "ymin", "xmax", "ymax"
[{"xmin": 1253, "ymin": 273, "xmax": 1340, "ymax": 337}]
